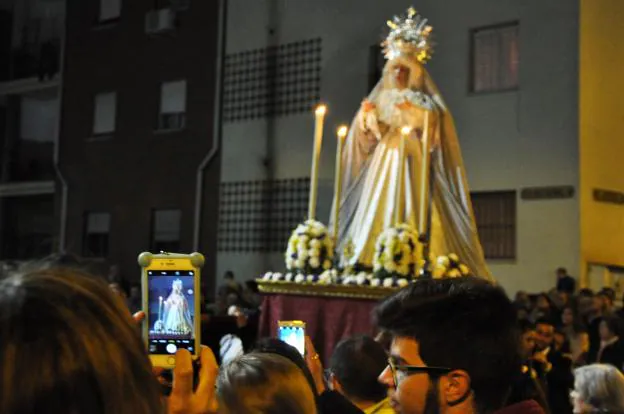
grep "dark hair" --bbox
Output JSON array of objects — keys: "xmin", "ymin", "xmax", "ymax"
[
  {"xmin": 217, "ymin": 353, "xmax": 316, "ymax": 414},
  {"xmin": 0, "ymin": 268, "xmax": 163, "ymax": 414},
  {"xmin": 598, "ymin": 288, "xmax": 616, "ymax": 303},
  {"xmin": 518, "ymin": 319, "xmax": 535, "ymax": 334},
  {"xmin": 561, "ymin": 305, "xmax": 586, "ymax": 334},
  {"xmin": 535, "ymin": 317, "xmax": 556, "ymax": 328},
  {"xmin": 253, "ymin": 338, "xmax": 318, "ymax": 395},
  {"xmin": 375, "ymin": 277, "xmax": 520, "ymax": 412},
  {"xmin": 557, "ymin": 267, "xmax": 567, "ymax": 274},
  {"xmin": 329, "ymin": 336, "xmax": 387, "ymax": 403},
  {"xmin": 578, "ymin": 288, "xmax": 594, "ymax": 297},
  {"xmin": 602, "ymin": 315, "xmax": 623, "ymax": 337},
  {"xmin": 224, "ymin": 271, "xmax": 235, "ymax": 280}
]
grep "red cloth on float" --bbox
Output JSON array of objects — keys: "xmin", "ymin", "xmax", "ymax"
[{"xmin": 259, "ymin": 293, "xmax": 378, "ymax": 365}]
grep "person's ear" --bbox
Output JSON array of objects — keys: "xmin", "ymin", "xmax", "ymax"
[{"xmin": 440, "ymin": 370, "xmax": 471, "ymax": 407}]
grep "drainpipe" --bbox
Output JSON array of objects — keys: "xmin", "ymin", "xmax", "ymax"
[
  {"xmin": 53, "ymin": 9, "xmax": 68, "ymax": 252},
  {"xmin": 192, "ymin": 0, "xmax": 227, "ymax": 251}
]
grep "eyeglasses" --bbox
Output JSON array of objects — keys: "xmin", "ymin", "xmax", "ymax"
[{"xmin": 387, "ymin": 358, "xmax": 452, "ymax": 387}]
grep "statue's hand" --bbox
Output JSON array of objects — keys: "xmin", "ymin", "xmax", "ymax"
[
  {"xmin": 361, "ymin": 99, "xmax": 376, "ymax": 112},
  {"xmin": 395, "ymin": 99, "xmax": 414, "ymax": 111}
]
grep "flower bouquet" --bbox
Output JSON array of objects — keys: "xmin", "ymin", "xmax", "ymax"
[
  {"xmin": 372, "ymin": 224, "xmax": 420, "ymax": 286},
  {"xmin": 285, "ymin": 220, "xmax": 335, "ymax": 276},
  {"xmin": 432, "ymin": 254, "xmax": 472, "ymax": 279}
]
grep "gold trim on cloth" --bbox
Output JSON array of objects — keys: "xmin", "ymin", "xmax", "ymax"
[{"xmin": 257, "ymin": 280, "xmax": 397, "ymax": 300}]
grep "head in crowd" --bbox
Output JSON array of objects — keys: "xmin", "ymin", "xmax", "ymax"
[
  {"xmin": 556, "ymin": 267, "xmax": 567, "ymax": 278},
  {"xmin": 599, "ymin": 315, "xmax": 622, "ymax": 341},
  {"xmin": 534, "ymin": 318, "xmax": 555, "ymax": 351},
  {"xmin": 375, "ymin": 277, "xmax": 520, "ymax": 414},
  {"xmin": 328, "ymin": 336, "xmax": 388, "ymax": 410},
  {"xmin": 561, "ymin": 305, "xmax": 582, "ymax": 331},
  {"xmin": 518, "ymin": 319, "xmax": 536, "ymax": 359},
  {"xmin": 224, "ymin": 270, "xmax": 235, "ymax": 281},
  {"xmin": 597, "ymin": 288, "xmax": 615, "ymax": 314},
  {"xmin": 217, "ymin": 352, "xmax": 317, "ymax": 414},
  {"xmin": 535, "ymin": 293, "xmax": 552, "ymax": 312},
  {"xmin": 253, "ymin": 337, "xmax": 318, "ymax": 395},
  {"xmin": 0, "ymin": 268, "xmax": 162, "ymax": 414},
  {"xmin": 572, "ymin": 364, "xmax": 624, "ymax": 413}
]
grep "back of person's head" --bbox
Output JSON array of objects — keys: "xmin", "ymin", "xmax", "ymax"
[
  {"xmin": 218, "ymin": 353, "xmax": 316, "ymax": 414},
  {"xmin": 253, "ymin": 337, "xmax": 317, "ymax": 395},
  {"xmin": 0, "ymin": 268, "xmax": 162, "ymax": 414},
  {"xmin": 601, "ymin": 315, "xmax": 623, "ymax": 337},
  {"xmin": 328, "ymin": 335, "xmax": 387, "ymax": 404},
  {"xmin": 224, "ymin": 270, "xmax": 234, "ymax": 280},
  {"xmin": 375, "ymin": 276, "xmax": 520, "ymax": 412},
  {"xmin": 574, "ymin": 364, "xmax": 624, "ymax": 412}
]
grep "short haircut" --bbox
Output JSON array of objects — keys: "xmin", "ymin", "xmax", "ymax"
[
  {"xmin": 375, "ymin": 277, "xmax": 520, "ymax": 412},
  {"xmin": 535, "ymin": 317, "xmax": 556, "ymax": 328},
  {"xmin": 518, "ymin": 319, "xmax": 535, "ymax": 334},
  {"xmin": 329, "ymin": 336, "xmax": 387, "ymax": 403},
  {"xmin": 557, "ymin": 267, "xmax": 567, "ymax": 274},
  {"xmin": 224, "ymin": 271, "xmax": 234, "ymax": 279},
  {"xmin": 218, "ymin": 353, "xmax": 316, "ymax": 414},
  {"xmin": 601, "ymin": 315, "xmax": 623, "ymax": 337},
  {"xmin": 253, "ymin": 337, "xmax": 318, "ymax": 395},
  {"xmin": 574, "ymin": 364, "xmax": 624, "ymax": 412}
]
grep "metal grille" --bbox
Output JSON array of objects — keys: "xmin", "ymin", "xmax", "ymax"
[
  {"xmin": 223, "ymin": 38, "xmax": 322, "ymax": 122},
  {"xmin": 470, "ymin": 23, "xmax": 519, "ymax": 93},
  {"xmin": 471, "ymin": 191, "xmax": 516, "ymax": 259},
  {"xmin": 218, "ymin": 178, "xmax": 309, "ymax": 252}
]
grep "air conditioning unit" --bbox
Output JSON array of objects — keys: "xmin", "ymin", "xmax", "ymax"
[
  {"xmin": 145, "ymin": 8, "xmax": 175, "ymax": 34},
  {"xmin": 159, "ymin": 112, "xmax": 186, "ymax": 130}
]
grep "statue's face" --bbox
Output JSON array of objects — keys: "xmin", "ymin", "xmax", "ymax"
[{"xmin": 392, "ymin": 63, "xmax": 410, "ymax": 89}]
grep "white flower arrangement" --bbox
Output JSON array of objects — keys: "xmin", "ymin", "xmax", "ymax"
[
  {"xmin": 373, "ymin": 224, "xmax": 420, "ymax": 280},
  {"xmin": 285, "ymin": 220, "xmax": 335, "ymax": 276}
]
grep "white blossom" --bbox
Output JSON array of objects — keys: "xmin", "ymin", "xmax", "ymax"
[
  {"xmin": 294, "ymin": 274, "xmax": 305, "ymax": 283},
  {"xmin": 309, "ymin": 257, "xmax": 321, "ymax": 269}
]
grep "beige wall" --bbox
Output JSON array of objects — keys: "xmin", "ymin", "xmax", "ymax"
[{"xmin": 579, "ymin": 0, "xmax": 624, "ymax": 286}]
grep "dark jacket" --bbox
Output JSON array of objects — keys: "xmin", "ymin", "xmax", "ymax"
[
  {"xmin": 598, "ymin": 338, "xmax": 624, "ymax": 372},
  {"xmin": 533, "ymin": 349, "xmax": 573, "ymax": 414},
  {"xmin": 317, "ymin": 390, "xmax": 364, "ymax": 414},
  {"xmin": 507, "ymin": 364, "xmax": 550, "ymax": 414},
  {"xmin": 496, "ymin": 400, "xmax": 546, "ymax": 414}
]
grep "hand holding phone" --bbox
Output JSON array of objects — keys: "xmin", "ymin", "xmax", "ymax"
[{"xmin": 139, "ymin": 252, "xmax": 204, "ymax": 369}]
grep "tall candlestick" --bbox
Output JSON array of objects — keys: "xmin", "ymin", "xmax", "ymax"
[
  {"xmin": 332, "ymin": 125, "xmax": 348, "ymax": 239},
  {"xmin": 419, "ymin": 111, "xmax": 430, "ymax": 234},
  {"xmin": 308, "ymin": 105, "xmax": 327, "ymax": 220},
  {"xmin": 395, "ymin": 126, "xmax": 411, "ymax": 225},
  {"xmin": 158, "ymin": 296, "xmax": 163, "ymax": 322}
]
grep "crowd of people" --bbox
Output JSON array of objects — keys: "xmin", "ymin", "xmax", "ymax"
[{"xmin": 3, "ymin": 256, "xmax": 624, "ymax": 413}]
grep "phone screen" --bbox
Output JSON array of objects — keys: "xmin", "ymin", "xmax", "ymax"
[
  {"xmin": 147, "ymin": 270, "xmax": 196, "ymax": 355},
  {"xmin": 278, "ymin": 323, "xmax": 305, "ymax": 356}
]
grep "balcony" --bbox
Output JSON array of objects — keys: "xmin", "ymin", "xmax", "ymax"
[{"xmin": 0, "ymin": 91, "xmax": 57, "ymax": 183}]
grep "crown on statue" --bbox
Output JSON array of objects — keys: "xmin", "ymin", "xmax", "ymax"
[{"xmin": 383, "ymin": 7, "xmax": 434, "ymax": 63}]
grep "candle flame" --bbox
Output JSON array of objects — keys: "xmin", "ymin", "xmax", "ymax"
[
  {"xmin": 315, "ymin": 105, "xmax": 327, "ymax": 116},
  {"xmin": 401, "ymin": 126, "xmax": 412, "ymax": 135},
  {"xmin": 337, "ymin": 125, "xmax": 348, "ymax": 138}
]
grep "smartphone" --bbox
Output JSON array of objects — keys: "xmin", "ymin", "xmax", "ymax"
[
  {"xmin": 138, "ymin": 252, "xmax": 204, "ymax": 369},
  {"xmin": 278, "ymin": 320, "xmax": 306, "ymax": 356}
]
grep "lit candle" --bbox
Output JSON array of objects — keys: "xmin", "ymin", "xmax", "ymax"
[
  {"xmin": 308, "ymin": 105, "xmax": 327, "ymax": 220},
  {"xmin": 419, "ymin": 111, "xmax": 430, "ymax": 234},
  {"xmin": 158, "ymin": 296, "xmax": 163, "ymax": 322},
  {"xmin": 332, "ymin": 125, "xmax": 348, "ymax": 239},
  {"xmin": 395, "ymin": 126, "xmax": 411, "ymax": 225}
]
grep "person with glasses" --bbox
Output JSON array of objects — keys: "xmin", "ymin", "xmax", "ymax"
[{"xmin": 376, "ymin": 277, "xmax": 546, "ymax": 414}]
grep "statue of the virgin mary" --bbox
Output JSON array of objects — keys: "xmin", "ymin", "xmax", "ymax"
[{"xmin": 331, "ymin": 7, "xmax": 491, "ymax": 279}]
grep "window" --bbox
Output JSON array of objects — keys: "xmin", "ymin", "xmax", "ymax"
[
  {"xmin": 471, "ymin": 191, "xmax": 516, "ymax": 259},
  {"xmin": 100, "ymin": 0, "xmax": 121, "ymax": 22},
  {"xmin": 93, "ymin": 92, "xmax": 116, "ymax": 135},
  {"xmin": 159, "ymin": 80, "xmax": 186, "ymax": 131},
  {"xmin": 152, "ymin": 210, "xmax": 181, "ymax": 252},
  {"xmin": 470, "ymin": 22, "xmax": 519, "ymax": 93},
  {"xmin": 83, "ymin": 212, "xmax": 111, "ymax": 257}
]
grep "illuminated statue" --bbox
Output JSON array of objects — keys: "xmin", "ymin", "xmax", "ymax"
[{"xmin": 331, "ymin": 8, "xmax": 491, "ymax": 279}]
